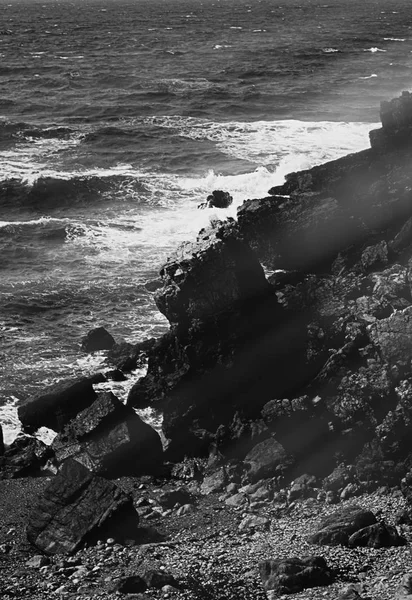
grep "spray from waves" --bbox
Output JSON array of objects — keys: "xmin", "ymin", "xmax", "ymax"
[{"xmin": 142, "ymin": 116, "xmax": 378, "ymax": 173}]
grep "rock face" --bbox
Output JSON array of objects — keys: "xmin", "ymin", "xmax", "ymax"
[
  {"xmin": 119, "ymin": 92, "xmax": 412, "ymax": 487},
  {"xmin": 27, "ymin": 459, "xmax": 137, "ymax": 554},
  {"xmin": 51, "ymin": 392, "xmax": 163, "ymax": 477},
  {"xmin": 128, "ymin": 222, "xmax": 312, "ymax": 461},
  {"xmin": 308, "ymin": 505, "xmax": 377, "ymax": 546},
  {"xmin": 18, "ymin": 377, "xmax": 97, "ymax": 433},
  {"xmin": 0, "ymin": 424, "xmax": 4, "ymax": 456},
  {"xmin": 259, "ymin": 556, "xmax": 334, "ymax": 594},
  {"xmin": 81, "ymin": 326, "xmax": 116, "ymax": 352}
]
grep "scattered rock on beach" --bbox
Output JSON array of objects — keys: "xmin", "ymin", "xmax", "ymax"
[
  {"xmin": 259, "ymin": 555, "xmax": 334, "ymax": 595},
  {"xmin": 308, "ymin": 505, "xmax": 377, "ymax": 546},
  {"xmin": 51, "ymin": 391, "xmax": 163, "ymax": 477},
  {"xmin": 347, "ymin": 522, "xmax": 406, "ymax": 548},
  {"xmin": 27, "ymin": 459, "xmax": 138, "ymax": 554}
]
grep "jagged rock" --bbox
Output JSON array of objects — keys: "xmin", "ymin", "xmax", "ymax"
[
  {"xmin": 360, "ymin": 241, "xmax": 388, "ymax": 272},
  {"xmin": 27, "ymin": 459, "xmax": 137, "ymax": 554},
  {"xmin": 395, "ymin": 573, "xmax": 412, "ymax": 599},
  {"xmin": 348, "ymin": 522, "xmax": 406, "ymax": 548},
  {"xmin": 18, "ymin": 377, "xmax": 97, "ymax": 433},
  {"xmin": 259, "ymin": 556, "xmax": 334, "ymax": 594},
  {"xmin": 0, "ymin": 435, "xmax": 53, "ymax": 479},
  {"xmin": 51, "ymin": 392, "xmax": 163, "ymax": 477},
  {"xmin": 308, "ymin": 505, "xmax": 377, "ymax": 546},
  {"xmin": 323, "ymin": 465, "xmax": 356, "ymax": 494},
  {"xmin": 107, "ymin": 338, "xmax": 157, "ymax": 372},
  {"xmin": 0, "ymin": 424, "xmax": 4, "ymax": 456},
  {"xmin": 81, "ymin": 327, "xmax": 116, "ymax": 352},
  {"xmin": 154, "ymin": 221, "xmax": 270, "ymax": 327},
  {"xmin": 198, "ymin": 190, "xmax": 233, "ymax": 209},
  {"xmin": 201, "ymin": 468, "xmax": 227, "ymax": 495},
  {"xmin": 128, "ymin": 222, "xmax": 312, "ymax": 460},
  {"xmin": 368, "ymin": 306, "xmax": 412, "ymax": 368},
  {"xmin": 288, "ymin": 474, "xmax": 317, "ymax": 501},
  {"xmin": 243, "ymin": 437, "xmax": 293, "ymax": 482}
]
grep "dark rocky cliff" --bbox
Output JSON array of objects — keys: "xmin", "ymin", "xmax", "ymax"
[{"xmin": 125, "ymin": 91, "xmax": 412, "ymax": 488}]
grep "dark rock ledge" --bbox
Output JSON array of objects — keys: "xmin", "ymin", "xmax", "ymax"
[{"xmin": 5, "ymin": 92, "xmax": 412, "ymax": 599}]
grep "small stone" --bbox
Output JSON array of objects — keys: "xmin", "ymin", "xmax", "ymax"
[{"xmin": 26, "ymin": 555, "xmax": 51, "ymax": 568}]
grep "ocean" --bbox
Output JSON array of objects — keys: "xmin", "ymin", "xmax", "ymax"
[{"xmin": 1, "ymin": 0, "xmax": 411, "ymax": 444}]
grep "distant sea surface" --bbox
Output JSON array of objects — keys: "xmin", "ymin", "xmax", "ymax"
[{"xmin": 1, "ymin": 0, "xmax": 411, "ymax": 442}]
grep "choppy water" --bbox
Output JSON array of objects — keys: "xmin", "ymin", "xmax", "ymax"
[{"xmin": 1, "ymin": 0, "xmax": 412, "ymax": 443}]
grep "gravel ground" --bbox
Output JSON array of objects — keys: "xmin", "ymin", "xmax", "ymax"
[{"xmin": 0, "ymin": 476, "xmax": 411, "ymax": 600}]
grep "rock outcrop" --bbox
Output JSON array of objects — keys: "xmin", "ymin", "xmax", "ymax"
[{"xmin": 127, "ymin": 222, "xmax": 313, "ymax": 461}]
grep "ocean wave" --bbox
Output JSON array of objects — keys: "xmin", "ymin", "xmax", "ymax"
[
  {"xmin": 142, "ymin": 116, "xmax": 377, "ymax": 170},
  {"xmin": 363, "ymin": 47, "xmax": 387, "ymax": 53},
  {"xmin": 322, "ymin": 47, "xmax": 340, "ymax": 53},
  {"xmin": 359, "ymin": 74, "xmax": 378, "ymax": 79},
  {"xmin": 384, "ymin": 37, "xmax": 406, "ymax": 41},
  {"xmin": 0, "ymin": 174, "xmax": 149, "ymax": 210}
]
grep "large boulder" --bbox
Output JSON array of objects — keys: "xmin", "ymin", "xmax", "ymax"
[
  {"xmin": 0, "ymin": 435, "xmax": 53, "ymax": 479},
  {"xmin": 308, "ymin": 505, "xmax": 377, "ymax": 546},
  {"xmin": 81, "ymin": 326, "xmax": 116, "ymax": 352},
  {"xmin": 18, "ymin": 377, "xmax": 97, "ymax": 433},
  {"xmin": 259, "ymin": 556, "xmax": 334, "ymax": 594},
  {"xmin": 243, "ymin": 437, "xmax": 293, "ymax": 482},
  {"xmin": 347, "ymin": 522, "xmax": 406, "ymax": 548},
  {"xmin": 51, "ymin": 392, "xmax": 163, "ymax": 477},
  {"xmin": 27, "ymin": 459, "xmax": 137, "ymax": 554}
]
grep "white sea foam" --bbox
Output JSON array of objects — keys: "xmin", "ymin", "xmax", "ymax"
[
  {"xmin": 364, "ymin": 47, "xmax": 386, "ymax": 53},
  {"xmin": 384, "ymin": 37, "xmax": 406, "ymax": 42},
  {"xmin": 359, "ymin": 74, "xmax": 378, "ymax": 79}
]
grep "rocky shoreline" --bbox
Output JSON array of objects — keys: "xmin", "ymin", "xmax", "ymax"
[{"xmin": 3, "ymin": 92, "xmax": 412, "ymax": 599}]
